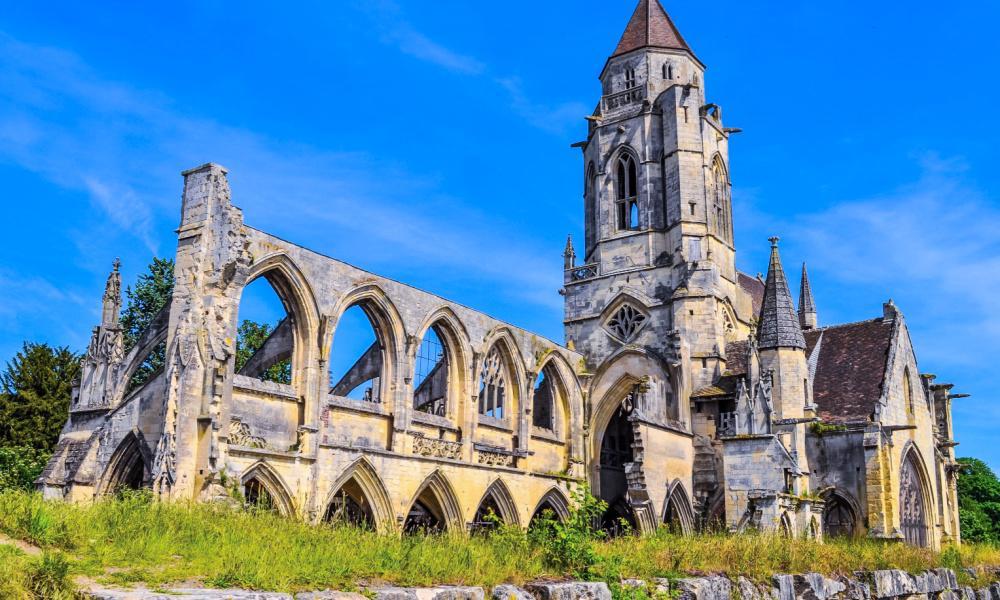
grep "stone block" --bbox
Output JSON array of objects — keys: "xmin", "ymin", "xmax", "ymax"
[
  {"xmin": 872, "ymin": 570, "xmax": 920, "ymax": 599},
  {"xmin": 526, "ymin": 582, "xmax": 612, "ymax": 600},
  {"xmin": 375, "ymin": 587, "xmax": 485, "ymax": 600},
  {"xmin": 87, "ymin": 589, "xmax": 293, "ymax": 599},
  {"xmin": 674, "ymin": 576, "xmax": 732, "ymax": 600},
  {"xmin": 492, "ymin": 585, "xmax": 534, "ymax": 600},
  {"xmin": 295, "ymin": 593, "xmax": 368, "ymax": 600}
]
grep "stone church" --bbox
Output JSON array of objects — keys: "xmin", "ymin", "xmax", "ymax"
[{"xmin": 40, "ymin": 0, "xmax": 962, "ymax": 548}]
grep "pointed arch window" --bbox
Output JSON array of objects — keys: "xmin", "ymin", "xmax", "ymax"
[
  {"xmin": 712, "ymin": 158, "xmax": 732, "ymax": 244},
  {"xmin": 616, "ymin": 153, "xmax": 639, "ymax": 231},
  {"xmin": 478, "ymin": 347, "xmax": 507, "ymax": 419},
  {"xmin": 532, "ymin": 366, "xmax": 556, "ymax": 430},
  {"xmin": 624, "ymin": 67, "xmax": 636, "ymax": 90},
  {"xmin": 903, "ymin": 367, "xmax": 914, "ymax": 414},
  {"xmin": 586, "ymin": 162, "xmax": 598, "ymax": 249}
]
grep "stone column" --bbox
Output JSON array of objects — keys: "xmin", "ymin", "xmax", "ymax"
[{"xmin": 151, "ymin": 163, "xmax": 251, "ymax": 501}]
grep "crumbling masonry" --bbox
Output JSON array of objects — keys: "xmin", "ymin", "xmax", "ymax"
[{"xmin": 40, "ymin": 0, "xmax": 962, "ymax": 548}]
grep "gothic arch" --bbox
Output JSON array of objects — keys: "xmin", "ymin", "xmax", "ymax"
[
  {"xmin": 708, "ymin": 154, "xmax": 732, "ymax": 245},
  {"xmin": 531, "ymin": 352, "xmax": 577, "ymax": 439},
  {"xmin": 114, "ymin": 304, "xmax": 170, "ymax": 402},
  {"xmin": 240, "ymin": 461, "xmax": 295, "ymax": 517},
  {"xmin": 237, "ymin": 253, "xmax": 321, "ymax": 387},
  {"xmin": 472, "ymin": 478, "xmax": 520, "ymax": 528},
  {"xmin": 410, "ymin": 306, "xmax": 471, "ymax": 421},
  {"xmin": 662, "ymin": 479, "xmax": 696, "ymax": 534},
  {"xmin": 611, "ymin": 146, "xmax": 641, "ymax": 231},
  {"xmin": 590, "ymin": 347, "xmax": 678, "ymax": 436},
  {"xmin": 477, "ymin": 328, "xmax": 526, "ymax": 422},
  {"xmin": 245, "ymin": 253, "xmax": 321, "ymax": 331},
  {"xmin": 99, "ymin": 431, "xmax": 151, "ymax": 494},
  {"xmin": 405, "ymin": 469, "xmax": 463, "ymax": 532},
  {"xmin": 328, "ymin": 284, "xmax": 406, "ymax": 402},
  {"xmin": 530, "ymin": 486, "xmax": 572, "ymax": 524},
  {"xmin": 322, "ymin": 457, "xmax": 395, "ymax": 533},
  {"xmin": 821, "ymin": 489, "xmax": 861, "ymax": 539},
  {"xmin": 899, "ymin": 443, "xmax": 933, "ymax": 547}
]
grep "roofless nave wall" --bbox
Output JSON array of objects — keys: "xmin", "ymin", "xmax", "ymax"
[{"xmin": 39, "ymin": 0, "xmax": 962, "ymax": 549}]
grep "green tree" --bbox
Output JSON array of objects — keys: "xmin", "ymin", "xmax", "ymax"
[
  {"xmin": 957, "ymin": 457, "xmax": 1000, "ymax": 544},
  {"xmin": 120, "ymin": 257, "xmax": 174, "ymax": 391},
  {"xmin": 235, "ymin": 320, "xmax": 292, "ymax": 385},
  {"xmin": 0, "ymin": 343, "xmax": 81, "ymax": 450},
  {"xmin": 0, "ymin": 446, "xmax": 52, "ymax": 490}
]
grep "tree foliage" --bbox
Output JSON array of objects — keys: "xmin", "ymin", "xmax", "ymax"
[
  {"xmin": 0, "ymin": 446, "xmax": 52, "ymax": 491},
  {"xmin": 120, "ymin": 257, "xmax": 174, "ymax": 391},
  {"xmin": 235, "ymin": 320, "xmax": 292, "ymax": 385},
  {"xmin": 0, "ymin": 343, "xmax": 81, "ymax": 451},
  {"xmin": 957, "ymin": 457, "xmax": 1000, "ymax": 544}
]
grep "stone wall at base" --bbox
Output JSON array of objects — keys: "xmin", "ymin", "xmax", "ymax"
[{"xmin": 85, "ymin": 569, "xmax": 1000, "ymax": 600}]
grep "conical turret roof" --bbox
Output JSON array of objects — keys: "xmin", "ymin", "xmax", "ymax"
[
  {"xmin": 758, "ymin": 238, "xmax": 806, "ymax": 349},
  {"xmin": 611, "ymin": 0, "xmax": 692, "ymax": 58},
  {"xmin": 798, "ymin": 262, "xmax": 817, "ymax": 329}
]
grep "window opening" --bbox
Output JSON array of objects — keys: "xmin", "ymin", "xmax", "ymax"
[
  {"xmin": 330, "ymin": 304, "xmax": 383, "ymax": 402},
  {"xmin": 478, "ymin": 347, "xmax": 507, "ymax": 419},
  {"xmin": 615, "ymin": 153, "xmax": 639, "ymax": 231},
  {"xmin": 413, "ymin": 325, "xmax": 449, "ymax": 416}
]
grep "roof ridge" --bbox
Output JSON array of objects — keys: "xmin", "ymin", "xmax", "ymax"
[{"xmin": 805, "ymin": 317, "xmax": 885, "ymax": 333}]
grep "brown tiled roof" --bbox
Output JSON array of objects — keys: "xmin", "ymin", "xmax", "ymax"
[
  {"xmin": 724, "ymin": 340, "xmax": 749, "ymax": 375},
  {"xmin": 611, "ymin": 0, "xmax": 691, "ymax": 58},
  {"xmin": 805, "ymin": 318, "xmax": 895, "ymax": 424},
  {"xmin": 738, "ymin": 271, "xmax": 765, "ymax": 317}
]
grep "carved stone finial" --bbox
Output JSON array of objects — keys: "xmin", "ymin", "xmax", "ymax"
[{"xmin": 768, "ymin": 236, "xmax": 780, "ymax": 248}]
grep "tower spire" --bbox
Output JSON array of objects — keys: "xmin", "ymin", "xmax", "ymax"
[
  {"xmin": 102, "ymin": 258, "xmax": 122, "ymax": 327},
  {"xmin": 611, "ymin": 0, "xmax": 692, "ymax": 58},
  {"xmin": 563, "ymin": 235, "xmax": 577, "ymax": 270},
  {"xmin": 757, "ymin": 238, "xmax": 805, "ymax": 349},
  {"xmin": 798, "ymin": 262, "xmax": 818, "ymax": 330}
]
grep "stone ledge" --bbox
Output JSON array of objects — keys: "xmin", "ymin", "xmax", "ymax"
[{"xmin": 81, "ymin": 569, "xmax": 1000, "ymax": 600}]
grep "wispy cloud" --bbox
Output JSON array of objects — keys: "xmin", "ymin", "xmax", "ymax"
[
  {"xmin": 739, "ymin": 153, "xmax": 1000, "ymax": 373},
  {"xmin": 359, "ymin": 1, "xmax": 583, "ymax": 135},
  {"xmin": 388, "ymin": 26, "xmax": 485, "ymax": 75},
  {"xmin": 0, "ymin": 30, "xmax": 561, "ymax": 315},
  {"xmin": 497, "ymin": 77, "xmax": 590, "ymax": 135}
]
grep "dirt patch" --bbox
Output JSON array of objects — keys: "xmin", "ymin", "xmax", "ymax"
[{"xmin": 0, "ymin": 533, "xmax": 42, "ymax": 557}]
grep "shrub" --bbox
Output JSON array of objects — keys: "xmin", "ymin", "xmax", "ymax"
[
  {"xmin": 0, "ymin": 446, "xmax": 51, "ymax": 491},
  {"xmin": 531, "ymin": 484, "xmax": 608, "ymax": 578}
]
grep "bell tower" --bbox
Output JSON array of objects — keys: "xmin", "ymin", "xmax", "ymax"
[{"xmin": 564, "ymin": 0, "xmax": 746, "ymax": 397}]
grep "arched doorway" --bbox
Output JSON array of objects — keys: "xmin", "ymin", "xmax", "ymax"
[
  {"xmin": 529, "ymin": 488, "xmax": 570, "ymax": 533},
  {"xmin": 102, "ymin": 433, "xmax": 149, "ymax": 494},
  {"xmin": 662, "ymin": 482, "xmax": 694, "ymax": 534},
  {"xmin": 244, "ymin": 478, "xmax": 277, "ymax": 512},
  {"xmin": 598, "ymin": 403, "xmax": 637, "ymax": 535},
  {"xmin": 324, "ymin": 478, "xmax": 375, "ymax": 529},
  {"xmin": 900, "ymin": 451, "xmax": 928, "ymax": 547},
  {"xmin": 404, "ymin": 471, "xmax": 461, "ymax": 534},
  {"xmin": 823, "ymin": 494, "xmax": 857, "ymax": 539}
]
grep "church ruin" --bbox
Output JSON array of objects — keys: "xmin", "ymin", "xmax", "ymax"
[{"xmin": 39, "ymin": 0, "xmax": 963, "ymax": 548}]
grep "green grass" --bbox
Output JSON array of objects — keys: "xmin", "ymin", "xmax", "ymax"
[
  {"xmin": 0, "ymin": 544, "xmax": 79, "ymax": 599},
  {"xmin": 0, "ymin": 489, "xmax": 998, "ymax": 595}
]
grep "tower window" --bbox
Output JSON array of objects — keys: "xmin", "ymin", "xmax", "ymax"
[
  {"xmin": 711, "ymin": 158, "xmax": 733, "ymax": 244},
  {"xmin": 663, "ymin": 63, "xmax": 673, "ymax": 80},
  {"xmin": 615, "ymin": 153, "xmax": 639, "ymax": 231},
  {"xmin": 624, "ymin": 68, "xmax": 636, "ymax": 90}
]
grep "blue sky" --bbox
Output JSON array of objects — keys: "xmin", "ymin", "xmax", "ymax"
[{"xmin": 1, "ymin": 1, "xmax": 998, "ymax": 466}]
